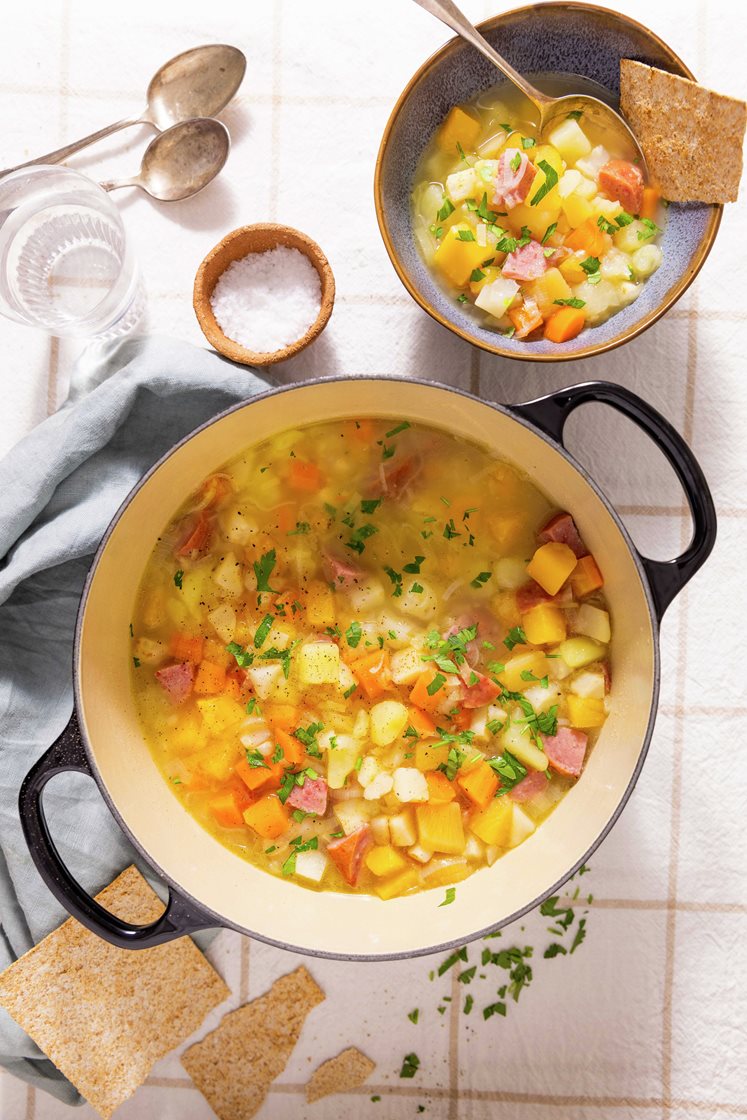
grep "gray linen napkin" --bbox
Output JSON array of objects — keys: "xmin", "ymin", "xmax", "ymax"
[{"xmin": 0, "ymin": 335, "xmax": 270, "ymax": 1102}]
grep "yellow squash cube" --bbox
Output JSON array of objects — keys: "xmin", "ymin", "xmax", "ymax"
[
  {"xmin": 196, "ymin": 697, "xmax": 245, "ymax": 736},
  {"xmin": 416, "ymin": 802, "xmax": 465, "ymax": 855},
  {"xmin": 469, "ymin": 797, "xmax": 512, "ymax": 846},
  {"xmin": 199, "ymin": 742, "xmax": 241, "ymax": 782},
  {"xmin": 567, "ymin": 694, "xmax": 606, "ymax": 728},
  {"xmin": 415, "ymin": 743, "xmax": 449, "ymax": 772},
  {"xmin": 304, "ymin": 580, "xmax": 336, "ymax": 629},
  {"xmin": 437, "ymin": 105, "xmax": 481, "ymax": 155},
  {"xmin": 524, "ymin": 267, "xmax": 572, "ymax": 314},
  {"xmin": 507, "ymin": 202, "xmax": 561, "ymax": 242},
  {"xmin": 297, "ymin": 641, "xmax": 340, "ymax": 685},
  {"xmin": 526, "ymin": 542, "xmax": 577, "ymax": 596},
  {"xmin": 498, "ymin": 651, "xmax": 550, "ymax": 693},
  {"xmin": 522, "ymin": 603, "xmax": 567, "ymax": 645},
  {"xmin": 374, "ymin": 867, "xmax": 420, "ymax": 900},
  {"xmin": 559, "ymin": 253, "xmax": 589, "ymax": 285},
  {"xmin": 434, "ymin": 223, "xmax": 487, "ymax": 287},
  {"xmin": 365, "ymin": 845, "xmax": 408, "ymax": 878},
  {"xmin": 562, "ymin": 193, "xmax": 594, "ymax": 229}
]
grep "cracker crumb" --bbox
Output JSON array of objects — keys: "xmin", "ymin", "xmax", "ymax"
[{"xmin": 306, "ymin": 1046, "xmax": 376, "ymax": 1103}]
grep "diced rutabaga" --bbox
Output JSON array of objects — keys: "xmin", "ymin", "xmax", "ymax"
[
  {"xmin": 522, "ymin": 683, "xmax": 562, "ymax": 714},
  {"xmin": 601, "ymin": 248, "xmax": 635, "ymax": 283},
  {"xmin": 364, "ymin": 771, "xmax": 395, "ymax": 801},
  {"xmin": 246, "ymin": 662, "xmax": 283, "ymax": 699},
  {"xmin": 559, "ymin": 636, "xmax": 607, "ymax": 669},
  {"xmin": 631, "ymin": 243, "xmax": 663, "ymax": 279},
  {"xmin": 349, "ymin": 579, "xmax": 386, "ymax": 612},
  {"xmin": 474, "ymin": 277, "xmax": 520, "ymax": 320},
  {"xmin": 493, "ymin": 556, "xmax": 528, "ymax": 589},
  {"xmin": 207, "ymin": 604, "xmax": 236, "ymax": 644},
  {"xmin": 446, "ymin": 167, "xmax": 478, "ymax": 202},
  {"xmin": 370, "ymin": 700, "xmax": 409, "ymax": 746},
  {"xmin": 293, "ymin": 848, "xmax": 328, "ymax": 884},
  {"xmin": 358, "ymin": 756, "xmax": 380, "ymax": 788},
  {"xmin": 408, "ymin": 843, "xmax": 434, "ymax": 864},
  {"xmin": 393, "ymin": 767, "xmax": 429, "ymax": 804},
  {"xmin": 371, "ymin": 815, "xmax": 391, "ymax": 845},
  {"xmin": 298, "ymin": 641, "xmax": 340, "ymax": 685},
  {"xmin": 391, "ymin": 647, "xmax": 426, "ymax": 686},
  {"xmin": 399, "ymin": 580, "xmax": 438, "ymax": 619},
  {"xmin": 219, "ymin": 505, "xmax": 258, "ymax": 545},
  {"xmin": 574, "ymin": 603, "xmax": 611, "ymax": 643},
  {"xmin": 547, "ymin": 118, "xmax": 592, "ymax": 164},
  {"xmin": 575, "ymin": 144, "xmax": 610, "ymax": 182},
  {"xmin": 501, "ymin": 722, "xmax": 549, "ymax": 772},
  {"xmin": 133, "ymin": 637, "xmax": 167, "ymax": 664},
  {"xmin": 389, "ymin": 809, "xmax": 417, "ymax": 847},
  {"xmin": 570, "ymin": 668, "xmax": 606, "ymax": 700},
  {"xmin": 212, "ymin": 552, "xmax": 244, "ymax": 597},
  {"xmin": 508, "ymin": 804, "xmax": 536, "ymax": 848}
]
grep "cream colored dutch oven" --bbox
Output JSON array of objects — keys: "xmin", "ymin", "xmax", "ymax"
[{"xmin": 19, "ymin": 378, "xmax": 716, "ymax": 958}]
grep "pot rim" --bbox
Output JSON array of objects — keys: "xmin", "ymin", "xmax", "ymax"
[
  {"xmin": 373, "ymin": 0, "xmax": 723, "ymax": 364},
  {"xmin": 73, "ymin": 374, "xmax": 661, "ymax": 960}
]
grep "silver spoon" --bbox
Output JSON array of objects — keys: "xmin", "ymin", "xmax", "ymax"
[
  {"xmin": 0, "ymin": 44, "xmax": 245, "ymax": 177},
  {"xmin": 99, "ymin": 118, "xmax": 230, "ymax": 202},
  {"xmin": 412, "ymin": 0, "xmax": 646, "ymax": 167}
]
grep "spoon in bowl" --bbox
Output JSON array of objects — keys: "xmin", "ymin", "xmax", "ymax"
[
  {"xmin": 0, "ymin": 44, "xmax": 245, "ymax": 177},
  {"xmin": 99, "ymin": 118, "xmax": 230, "ymax": 202},
  {"xmin": 412, "ymin": 0, "xmax": 646, "ymax": 167}
]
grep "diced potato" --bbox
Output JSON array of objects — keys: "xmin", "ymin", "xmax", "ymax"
[
  {"xmin": 390, "ymin": 647, "xmax": 426, "ymax": 686},
  {"xmin": 574, "ymin": 604, "xmax": 611, "ymax": 643},
  {"xmin": 142, "ymin": 590, "xmax": 167, "ymax": 630},
  {"xmin": 437, "ymin": 105, "xmax": 481, "ymax": 154},
  {"xmin": 474, "ymin": 158, "xmax": 499, "ymax": 188},
  {"xmin": 434, "ymin": 223, "xmax": 487, "ymax": 287},
  {"xmin": 464, "ymin": 835, "xmax": 485, "ymax": 861},
  {"xmin": 475, "ymin": 276, "xmax": 520, "ymax": 319},
  {"xmin": 570, "ymin": 669, "xmax": 606, "ymax": 700},
  {"xmin": 574, "ymin": 176, "xmax": 598, "ymax": 200},
  {"xmin": 246, "ymin": 662, "xmax": 283, "ymax": 700},
  {"xmin": 208, "ymin": 604, "xmax": 236, "ymax": 644},
  {"xmin": 567, "ymin": 694, "xmax": 606, "ymax": 728},
  {"xmin": 446, "ymin": 167, "xmax": 478, "ymax": 202},
  {"xmin": 561, "ymin": 193, "xmax": 594, "ymax": 229},
  {"xmin": 493, "ymin": 556, "xmax": 528, "ymax": 590},
  {"xmin": 297, "ymin": 641, "xmax": 340, "ymax": 685},
  {"xmin": 338, "ymin": 660, "xmax": 356, "ymax": 694},
  {"xmin": 559, "ymin": 636, "xmax": 607, "ymax": 669},
  {"xmin": 389, "ymin": 808, "xmax": 417, "ymax": 847},
  {"xmin": 593, "ymin": 195, "xmax": 623, "ymax": 219},
  {"xmin": 399, "ymin": 580, "xmax": 438, "ymax": 618},
  {"xmin": 522, "ymin": 603, "xmax": 567, "ymax": 645},
  {"xmin": 358, "ymin": 756, "xmax": 380, "ymax": 788},
  {"xmin": 469, "ymin": 797, "xmax": 512, "ymax": 846},
  {"xmin": 370, "ymin": 700, "xmax": 409, "ymax": 746},
  {"xmin": 557, "ymin": 169, "xmax": 583, "ymax": 199},
  {"xmin": 374, "ymin": 867, "xmax": 420, "ymax": 900},
  {"xmin": 220, "ymin": 505, "xmax": 258, "ymax": 545},
  {"xmin": 501, "ymin": 722, "xmax": 549, "ymax": 772},
  {"xmin": 212, "ymin": 552, "xmax": 244, "ymax": 597},
  {"xmin": 526, "ymin": 542, "xmax": 577, "ymax": 595},
  {"xmin": 408, "ymin": 843, "xmax": 434, "ymax": 864},
  {"xmin": 366, "ymin": 845, "xmax": 407, "ymax": 877},
  {"xmin": 522, "ymin": 682, "xmax": 562, "ymax": 714},
  {"xmin": 352, "ymin": 709, "xmax": 369, "ymax": 740},
  {"xmin": 469, "ymin": 706, "xmax": 490, "ymax": 741},
  {"xmin": 393, "ymin": 767, "xmax": 429, "ymax": 804},
  {"xmin": 524, "ymin": 267, "xmax": 572, "ymax": 314},
  {"xmin": 508, "ymin": 804, "xmax": 536, "ymax": 847},
  {"xmin": 371, "ymin": 815, "xmax": 390, "ymax": 845},
  {"xmin": 364, "ymin": 772, "xmax": 395, "ymax": 801},
  {"xmin": 132, "ymin": 636, "xmax": 167, "ymax": 664},
  {"xmin": 575, "ymin": 144, "xmax": 610, "ymax": 182},
  {"xmin": 294, "ymin": 849, "xmax": 328, "ymax": 884},
  {"xmin": 600, "ymin": 248, "xmax": 634, "ymax": 283},
  {"xmin": 498, "ymin": 651, "xmax": 549, "ymax": 693},
  {"xmin": 546, "ymin": 648, "xmax": 572, "ymax": 681},
  {"xmin": 334, "ymin": 798, "xmax": 371, "ymax": 834},
  {"xmin": 631, "ymin": 243, "xmax": 662, "ymax": 279},
  {"xmin": 547, "ymin": 118, "xmax": 592, "ymax": 165},
  {"xmin": 416, "ymin": 802, "xmax": 466, "ymax": 855},
  {"xmin": 348, "ymin": 579, "xmax": 386, "ymax": 613},
  {"xmin": 180, "ymin": 568, "xmax": 210, "ymax": 617},
  {"xmin": 614, "ymin": 219, "xmax": 656, "ymax": 254},
  {"xmin": 327, "ymin": 739, "xmax": 361, "ymax": 789},
  {"xmin": 196, "ymin": 696, "xmax": 245, "ymax": 736},
  {"xmin": 304, "ymin": 580, "xmax": 336, "ymax": 629}
]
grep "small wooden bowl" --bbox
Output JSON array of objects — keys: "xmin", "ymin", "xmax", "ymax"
[{"xmin": 193, "ymin": 223, "xmax": 335, "ymax": 366}]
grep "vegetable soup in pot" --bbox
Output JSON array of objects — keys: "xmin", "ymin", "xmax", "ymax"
[{"xmin": 131, "ymin": 418, "xmax": 613, "ymax": 899}]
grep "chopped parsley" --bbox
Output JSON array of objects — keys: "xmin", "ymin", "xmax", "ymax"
[
  {"xmin": 580, "ymin": 256, "xmax": 600, "ymax": 275},
  {"xmin": 173, "ymin": 569, "xmax": 183, "ymax": 589},
  {"xmin": 254, "ymin": 549, "xmax": 279, "ymax": 593},
  {"xmin": 408, "ymin": 1008, "xmax": 420, "ymax": 1024},
  {"xmin": 410, "ymin": 582, "xmax": 424, "ymax": 594},
  {"xmin": 254, "ymin": 613, "xmax": 274, "ymax": 649},
  {"xmin": 386, "ymin": 420, "xmax": 411, "ymax": 438},
  {"xmin": 443, "ymin": 518, "xmax": 460, "ymax": 540},
  {"xmin": 554, "ymin": 297, "xmax": 585, "ymax": 308},
  {"xmin": 384, "ymin": 566, "xmax": 403, "ymax": 597},
  {"xmin": 509, "ymin": 151, "xmax": 521, "ymax": 173},
  {"xmin": 521, "ymin": 136, "xmax": 536, "ymax": 149},
  {"xmin": 132, "ymin": 656, "xmax": 141, "ymax": 668},
  {"xmin": 403, "ymin": 555, "xmax": 425, "ymax": 574},
  {"xmin": 457, "ymin": 228, "xmax": 476, "ymax": 242},
  {"xmin": 342, "ymin": 684, "xmax": 357, "ymax": 699},
  {"xmin": 487, "ymin": 750, "xmax": 527, "ymax": 793},
  {"xmin": 346, "ymin": 522, "xmax": 377, "ymax": 554},
  {"xmin": 227, "ymin": 641, "xmax": 254, "ymax": 668},
  {"xmin": 281, "ymin": 835, "xmax": 319, "ymax": 876},
  {"xmin": 346, "ymin": 620, "xmax": 363, "ymax": 648},
  {"xmin": 503, "ymin": 625, "xmax": 527, "ymax": 651},
  {"xmin": 361, "ymin": 498, "xmax": 381, "ymax": 514},
  {"xmin": 400, "ymin": 1053, "xmax": 420, "ymax": 1079},
  {"xmin": 464, "ymin": 994, "xmax": 474, "ymax": 1014},
  {"xmin": 426, "ymin": 672, "xmax": 446, "ymax": 696},
  {"xmin": 470, "ymin": 267, "xmax": 486, "ymax": 283},
  {"xmin": 638, "ymin": 217, "xmax": 660, "ymax": 239},
  {"xmin": 530, "ymin": 160, "xmax": 559, "ymax": 206},
  {"xmin": 470, "ymin": 571, "xmax": 492, "ymax": 589},
  {"xmin": 615, "ymin": 210, "xmax": 634, "ymax": 227},
  {"xmin": 438, "ymin": 946, "xmax": 467, "ymax": 974},
  {"xmin": 287, "ymin": 521, "xmax": 310, "ymax": 535},
  {"xmin": 458, "ymin": 966, "xmax": 477, "ymax": 984},
  {"xmin": 567, "ymin": 109, "xmax": 583, "ymax": 119},
  {"xmin": 245, "ymin": 748, "xmax": 269, "ymax": 769},
  {"xmin": 541, "ymin": 221, "xmax": 558, "ymax": 245},
  {"xmin": 437, "ymin": 197, "xmax": 455, "ymax": 222},
  {"xmin": 596, "ymin": 214, "xmax": 618, "ymax": 235},
  {"xmin": 483, "ymin": 1002, "xmax": 507, "ymax": 1019}
]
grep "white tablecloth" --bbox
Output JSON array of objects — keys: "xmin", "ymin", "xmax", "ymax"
[{"xmin": 1, "ymin": 1, "xmax": 746, "ymax": 1118}]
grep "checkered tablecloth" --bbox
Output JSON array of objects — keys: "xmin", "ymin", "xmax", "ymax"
[{"xmin": 1, "ymin": 1, "xmax": 745, "ymax": 1118}]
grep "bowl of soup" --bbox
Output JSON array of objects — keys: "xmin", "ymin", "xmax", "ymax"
[
  {"xmin": 18, "ymin": 377, "xmax": 715, "ymax": 958},
  {"xmin": 374, "ymin": 3, "xmax": 721, "ymax": 361}
]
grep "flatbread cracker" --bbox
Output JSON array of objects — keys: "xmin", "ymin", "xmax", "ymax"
[
  {"xmin": 620, "ymin": 58, "xmax": 746, "ymax": 202},
  {"xmin": 306, "ymin": 1047, "xmax": 376, "ymax": 1103},
  {"xmin": 0, "ymin": 866, "xmax": 229, "ymax": 1120},
  {"xmin": 182, "ymin": 965, "xmax": 325, "ymax": 1120}
]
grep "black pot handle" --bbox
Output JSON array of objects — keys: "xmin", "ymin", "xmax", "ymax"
[
  {"xmin": 19, "ymin": 710, "xmax": 216, "ymax": 949},
  {"xmin": 510, "ymin": 380, "xmax": 717, "ymax": 621}
]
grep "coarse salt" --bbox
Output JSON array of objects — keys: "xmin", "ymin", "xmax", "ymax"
[{"xmin": 210, "ymin": 246, "xmax": 322, "ymax": 353}]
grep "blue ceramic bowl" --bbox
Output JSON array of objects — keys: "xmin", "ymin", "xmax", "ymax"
[{"xmin": 374, "ymin": 3, "xmax": 721, "ymax": 362}]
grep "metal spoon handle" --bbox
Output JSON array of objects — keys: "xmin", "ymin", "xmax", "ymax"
[
  {"xmin": 98, "ymin": 177, "xmax": 140, "ymax": 193},
  {"xmin": 0, "ymin": 112, "xmax": 150, "ymax": 178},
  {"xmin": 411, "ymin": 0, "xmax": 553, "ymax": 111}
]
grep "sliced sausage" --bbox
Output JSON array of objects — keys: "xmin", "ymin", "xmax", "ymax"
[
  {"xmin": 492, "ymin": 149, "xmax": 537, "ymax": 209},
  {"xmin": 501, "ymin": 240, "xmax": 548, "ymax": 282},
  {"xmin": 598, "ymin": 159, "xmax": 644, "ymax": 215},
  {"xmin": 542, "ymin": 727, "xmax": 588, "ymax": 778},
  {"xmin": 287, "ymin": 776, "xmax": 328, "ymax": 816},
  {"xmin": 155, "ymin": 661, "xmax": 195, "ymax": 704},
  {"xmin": 327, "ymin": 825, "xmax": 372, "ymax": 886},
  {"xmin": 538, "ymin": 512, "xmax": 586, "ymax": 558}
]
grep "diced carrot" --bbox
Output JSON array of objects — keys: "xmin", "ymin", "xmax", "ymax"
[
  {"xmin": 449, "ymin": 708, "xmax": 472, "ymax": 732},
  {"xmin": 349, "ymin": 418, "xmax": 376, "ymax": 444},
  {"xmin": 408, "ymin": 667, "xmax": 446, "ymax": 713},
  {"xmin": 273, "ymin": 727, "xmax": 304, "ymax": 768},
  {"xmin": 640, "ymin": 187, "xmax": 660, "ymax": 221},
  {"xmin": 327, "ymin": 826, "xmax": 372, "ymax": 886},
  {"xmin": 350, "ymin": 649, "xmax": 391, "ymax": 700},
  {"xmin": 408, "ymin": 706, "xmax": 437, "ymax": 738},
  {"xmin": 265, "ymin": 704, "xmax": 300, "ymax": 732},
  {"xmin": 209, "ymin": 790, "xmax": 246, "ymax": 829},
  {"xmin": 563, "ymin": 217, "xmax": 608, "ymax": 258},
  {"xmin": 235, "ymin": 756, "xmax": 283, "ymax": 793},
  {"xmin": 194, "ymin": 660, "xmax": 227, "ymax": 695},
  {"xmin": 203, "ymin": 638, "xmax": 232, "ymax": 670},
  {"xmin": 508, "ymin": 300, "xmax": 543, "ymax": 339},
  {"xmin": 243, "ymin": 794, "xmax": 290, "ymax": 839},
  {"xmin": 571, "ymin": 554, "xmax": 604, "ymax": 598},
  {"xmin": 274, "ymin": 503, "xmax": 297, "ymax": 535},
  {"xmin": 544, "ymin": 307, "xmax": 586, "ymax": 343},
  {"xmin": 223, "ymin": 670, "xmax": 244, "ymax": 703},
  {"xmin": 169, "ymin": 632, "xmax": 204, "ymax": 663},
  {"xmin": 199, "ymin": 474, "xmax": 233, "ymax": 508},
  {"xmin": 288, "ymin": 460, "xmax": 324, "ymax": 492},
  {"xmin": 426, "ymin": 771, "xmax": 457, "ymax": 803},
  {"xmin": 457, "ymin": 759, "xmax": 499, "ymax": 808},
  {"xmin": 177, "ymin": 512, "xmax": 212, "ymax": 557},
  {"xmin": 225, "ymin": 778, "xmax": 254, "ymax": 815}
]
